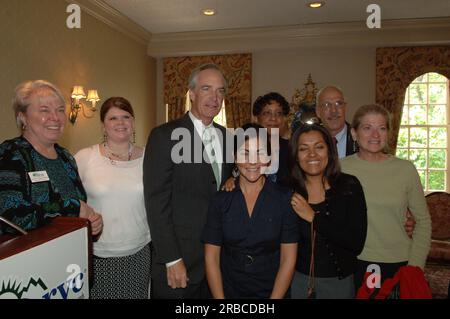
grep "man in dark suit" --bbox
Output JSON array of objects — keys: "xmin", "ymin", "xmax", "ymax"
[
  {"xmin": 143, "ymin": 63, "xmax": 233, "ymax": 298},
  {"xmin": 315, "ymin": 85, "xmax": 356, "ymax": 159}
]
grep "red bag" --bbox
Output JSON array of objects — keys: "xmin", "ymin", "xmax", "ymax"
[{"xmin": 356, "ymin": 265, "xmax": 432, "ymax": 299}]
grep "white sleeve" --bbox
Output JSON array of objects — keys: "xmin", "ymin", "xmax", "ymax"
[
  {"xmin": 74, "ymin": 146, "xmax": 94, "ymax": 180},
  {"xmin": 165, "ymin": 258, "xmax": 183, "ymax": 268}
]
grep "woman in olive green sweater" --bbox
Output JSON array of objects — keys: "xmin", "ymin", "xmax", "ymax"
[{"xmin": 341, "ymin": 104, "xmax": 431, "ymax": 290}]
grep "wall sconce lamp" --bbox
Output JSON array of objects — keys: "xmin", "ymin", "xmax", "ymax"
[{"xmin": 69, "ymin": 86, "xmax": 101, "ymax": 124}]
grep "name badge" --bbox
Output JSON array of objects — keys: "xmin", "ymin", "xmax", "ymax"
[{"xmin": 28, "ymin": 171, "xmax": 50, "ymax": 183}]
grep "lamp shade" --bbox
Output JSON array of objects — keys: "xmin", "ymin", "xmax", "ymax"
[
  {"xmin": 86, "ymin": 90, "xmax": 100, "ymax": 102},
  {"xmin": 71, "ymin": 86, "xmax": 86, "ymax": 99}
]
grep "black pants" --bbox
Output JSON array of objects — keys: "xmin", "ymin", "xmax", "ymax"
[{"xmin": 354, "ymin": 259, "xmax": 408, "ymax": 291}]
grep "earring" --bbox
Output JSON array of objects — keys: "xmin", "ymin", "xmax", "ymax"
[
  {"xmin": 103, "ymin": 133, "xmax": 107, "ymax": 144},
  {"xmin": 232, "ymin": 166, "xmax": 240, "ymax": 178},
  {"xmin": 353, "ymin": 140, "xmax": 358, "ymax": 153},
  {"xmin": 17, "ymin": 116, "xmax": 26, "ymax": 131},
  {"xmin": 133, "ymin": 131, "xmax": 136, "ymax": 144}
]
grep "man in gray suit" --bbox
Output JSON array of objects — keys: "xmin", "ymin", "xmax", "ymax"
[{"xmin": 144, "ymin": 63, "xmax": 233, "ymax": 298}]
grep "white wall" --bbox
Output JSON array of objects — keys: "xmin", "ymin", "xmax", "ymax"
[
  {"xmin": 156, "ymin": 47, "xmax": 375, "ymax": 125},
  {"xmin": 0, "ymin": 0, "xmax": 156, "ymax": 153},
  {"xmin": 152, "ymin": 18, "xmax": 450, "ymax": 127},
  {"xmin": 252, "ymin": 47, "xmax": 376, "ymax": 123}
]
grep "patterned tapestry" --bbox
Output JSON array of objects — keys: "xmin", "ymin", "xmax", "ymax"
[
  {"xmin": 376, "ymin": 46, "xmax": 450, "ymax": 153},
  {"xmin": 163, "ymin": 54, "xmax": 252, "ymax": 127}
]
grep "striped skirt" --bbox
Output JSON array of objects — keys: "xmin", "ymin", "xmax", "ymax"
[{"xmin": 90, "ymin": 243, "xmax": 151, "ymax": 299}]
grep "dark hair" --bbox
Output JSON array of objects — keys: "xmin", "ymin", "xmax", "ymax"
[
  {"xmin": 252, "ymin": 92, "xmax": 290, "ymax": 117},
  {"xmin": 234, "ymin": 123, "xmax": 271, "ymax": 156},
  {"xmin": 288, "ymin": 122, "xmax": 341, "ymax": 199},
  {"xmin": 100, "ymin": 97, "xmax": 134, "ymax": 122}
]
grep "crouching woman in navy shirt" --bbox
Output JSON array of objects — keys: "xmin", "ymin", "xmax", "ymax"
[{"xmin": 202, "ymin": 123, "xmax": 299, "ymax": 299}]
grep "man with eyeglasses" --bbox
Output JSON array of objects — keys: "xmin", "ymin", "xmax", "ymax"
[
  {"xmin": 315, "ymin": 86, "xmax": 356, "ymax": 159},
  {"xmin": 315, "ymin": 85, "xmax": 416, "ymax": 239}
]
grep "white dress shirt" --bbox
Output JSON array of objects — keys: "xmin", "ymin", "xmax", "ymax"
[
  {"xmin": 166, "ymin": 112, "xmax": 223, "ymax": 268},
  {"xmin": 335, "ymin": 125, "xmax": 348, "ymax": 159}
]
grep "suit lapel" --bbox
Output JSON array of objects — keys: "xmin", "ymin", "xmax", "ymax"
[
  {"xmin": 213, "ymin": 123, "xmax": 232, "ymax": 186},
  {"xmin": 184, "ymin": 113, "xmax": 218, "ymax": 190},
  {"xmin": 345, "ymin": 122, "xmax": 356, "ymax": 156},
  {"xmin": 220, "ymin": 125, "xmax": 234, "ymax": 185}
]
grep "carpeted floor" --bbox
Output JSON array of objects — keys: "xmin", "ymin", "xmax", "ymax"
[{"xmin": 424, "ymin": 261, "xmax": 450, "ymax": 299}]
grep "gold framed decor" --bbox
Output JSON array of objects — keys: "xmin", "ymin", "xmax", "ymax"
[{"xmin": 287, "ymin": 74, "xmax": 318, "ymax": 136}]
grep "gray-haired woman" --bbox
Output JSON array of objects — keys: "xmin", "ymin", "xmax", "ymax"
[{"xmin": 0, "ymin": 80, "xmax": 102, "ymax": 235}]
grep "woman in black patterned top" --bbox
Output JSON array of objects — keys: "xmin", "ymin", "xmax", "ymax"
[{"xmin": 0, "ymin": 80, "xmax": 102, "ymax": 236}]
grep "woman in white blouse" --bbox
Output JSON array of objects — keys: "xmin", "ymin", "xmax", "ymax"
[{"xmin": 75, "ymin": 97, "xmax": 151, "ymax": 299}]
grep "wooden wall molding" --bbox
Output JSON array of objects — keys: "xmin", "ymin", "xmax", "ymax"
[
  {"xmin": 148, "ymin": 17, "xmax": 450, "ymax": 57},
  {"xmin": 67, "ymin": 0, "xmax": 151, "ymax": 45}
]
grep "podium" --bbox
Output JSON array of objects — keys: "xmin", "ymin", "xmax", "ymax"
[{"xmin": 0, "ymin": 217, "xmax": 91, "ymax": 299}]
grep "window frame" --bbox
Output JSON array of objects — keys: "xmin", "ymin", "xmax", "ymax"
[{"xmin": 396, "ymin": 72, "xmax": 449, "ymax": 193}]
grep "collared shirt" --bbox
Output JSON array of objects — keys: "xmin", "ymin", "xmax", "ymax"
[
  {"xmin": 266, "ymin": 137, "xmax": 289, "ymax": 184},
  {"xmin": 335, "ymin": 125, "xmax": 348, "ymax": 159},
  {"xmin": 202, "ymin": 179, "xmax": 299, "ymax": 298},
  {"xmin": 166, "ymin": 112, "xmax": 224, "ymax": 268},
  {"xmin": 189, "ymin": 111, "xmax": 223, "ymax": 177}
]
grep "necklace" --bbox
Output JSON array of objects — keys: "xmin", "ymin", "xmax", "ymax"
[{"xmin": 104, "ymin": 142, "xmax": 133, "ymax": 164}]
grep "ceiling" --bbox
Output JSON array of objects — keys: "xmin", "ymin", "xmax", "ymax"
[{"xmin": 103, "ymin": 0, "xmax": 450, "ymax": 34}]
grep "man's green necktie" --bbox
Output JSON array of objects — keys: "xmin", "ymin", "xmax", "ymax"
[{"xmin": 203, "ymin": 126, "xmax": 220, "ymax": 190}]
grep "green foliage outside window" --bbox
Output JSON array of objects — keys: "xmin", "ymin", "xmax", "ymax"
[{"xmin": 396, "ymin": 72, "xmax": 448, "ymax": 191}]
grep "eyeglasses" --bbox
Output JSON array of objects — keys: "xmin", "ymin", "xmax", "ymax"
[{"xmin": 319, "ymin": 100, "xmax": 346, "ymax": 111}]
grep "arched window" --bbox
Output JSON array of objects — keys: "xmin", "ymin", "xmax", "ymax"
[{"xmin": 396, "ymin": 72, "xmax": 449, "ymax": 192}]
